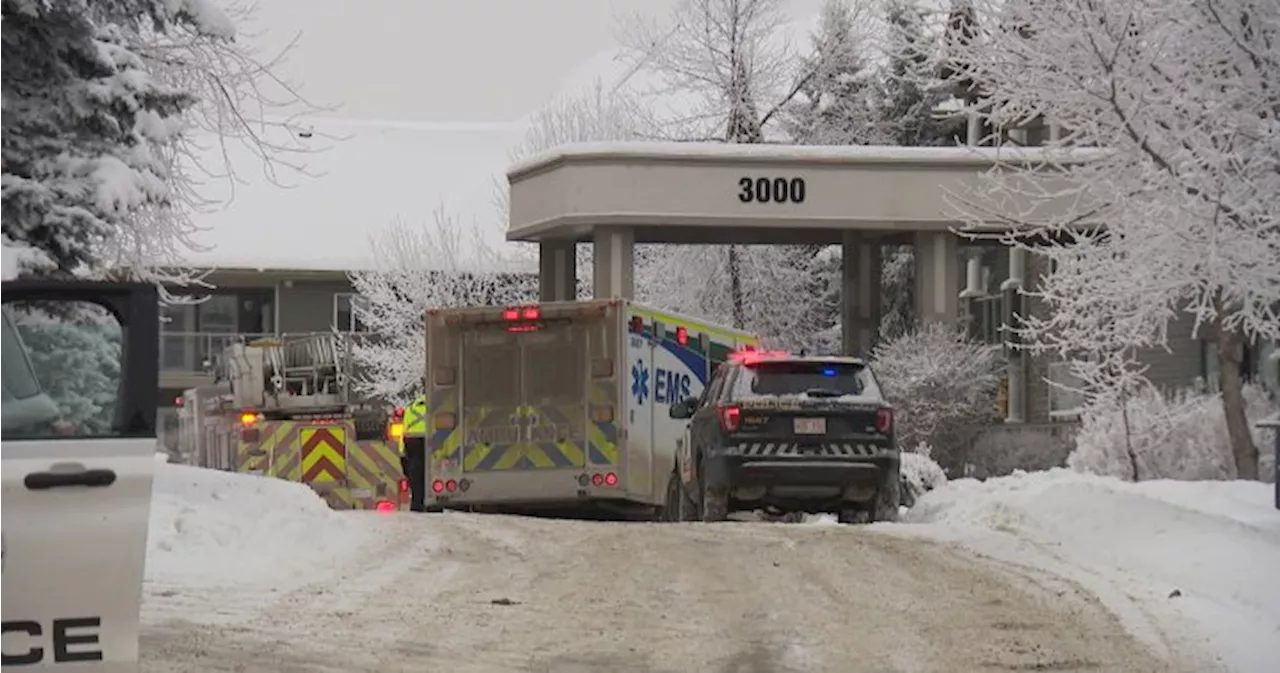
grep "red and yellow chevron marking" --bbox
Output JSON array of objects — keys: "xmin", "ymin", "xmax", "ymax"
[
  {"xmin": 262, "ymin": 422, "xmax": 302, "ymax": 481},
  {"xmin": 300, "ymin": 426, "xmax": 346, "ymax": 484},
  {"xmin": 345, "ymin": 439, "xmax": 405, "ymax": 509},
  {"xmin": 233, "ymin": 428, "xmax": 269, "ymax": 474}
]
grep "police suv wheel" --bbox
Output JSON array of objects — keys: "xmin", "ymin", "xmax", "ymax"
[
  {"xmin": 701, "ymin": 488, "xmax": 729, "ymax": 523},
  {"xmin": 870, "ymin": 465, "xmax": 902, "ymax": 523}
]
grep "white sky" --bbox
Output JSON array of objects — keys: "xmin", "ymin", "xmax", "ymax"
[
  {"xmin": 185, "ymin": 0, "xmax": 831, "ymax": 269},
  {"xmin": 242, "ymin": 0, "xmax": 830, "ymax": 122}
]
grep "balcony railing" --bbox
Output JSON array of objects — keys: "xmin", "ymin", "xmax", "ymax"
[
  {"xmin": 159, "ymin": 330, "xmax": 383, "ymax": 375},
  {"xmin": 160, "ymin": 331, "xmax": 276, "ymax": 374}
]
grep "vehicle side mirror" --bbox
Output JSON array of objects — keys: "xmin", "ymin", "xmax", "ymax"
[{"xmin": 668, "ymin": 399, "xmax": 695, "ymax": 419}]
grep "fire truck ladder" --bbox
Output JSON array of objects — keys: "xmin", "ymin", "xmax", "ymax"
[{"xmin": 263, "ymin": 334, "xmax": 348, "ymax": 398}]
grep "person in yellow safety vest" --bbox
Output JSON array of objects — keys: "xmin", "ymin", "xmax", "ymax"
[{"xmin": 397, "ymin": 396, "xmax": 429, "ymax": 512}]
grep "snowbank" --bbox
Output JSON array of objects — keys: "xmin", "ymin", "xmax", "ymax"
[
  {"xmin": 146, "ymin": 455, "xmax": 381, "ymax": 591},
  {"xmin": 894, "ymin": 469, "xmax": 1280, "ymax": 673}
]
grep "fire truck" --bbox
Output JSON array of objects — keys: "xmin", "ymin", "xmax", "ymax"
[
  {"xmin": 422, "ymin": 299, "xmax": 760, "ymax": 518},
  {"xmin": 177, "ymin": 333, "xmax": 407, "ymax": 511}
]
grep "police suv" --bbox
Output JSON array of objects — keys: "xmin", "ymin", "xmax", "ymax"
[
  {"xmin": 667, "ymin": 350, "xmax": 899, "ymax": 524},
  {"xmin": 2, "ymin": 280, "xmax": 160, "ymax": 670}
]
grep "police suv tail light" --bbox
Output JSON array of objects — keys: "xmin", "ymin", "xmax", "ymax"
[
  {"xmin": 875, "ymin": 407, "xmax": 893, "ymax": 434},
  {"xmin": 717, "ymin": 405, "xmax": 742, "ymax": 433}
]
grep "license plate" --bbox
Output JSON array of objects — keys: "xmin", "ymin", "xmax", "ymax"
[{"xmin": 794, "ymin": 417, "xmax": 826, "ymax": 434}]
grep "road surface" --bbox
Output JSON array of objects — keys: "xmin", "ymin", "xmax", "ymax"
[{"xmin": 141, "ymin": 512, "xmax": 1181, "ymax": 673}]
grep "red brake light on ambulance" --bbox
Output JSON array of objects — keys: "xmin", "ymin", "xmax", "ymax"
[
  {"xmin": 502, "ymin": 308, "xmax": 520, "ymax": 321},
  {"xmin": 522, "ymin": 307, "xmax": 540, "ymax": 320},
  {"xmin": 676, "ymin": 326, "xmax": 688, "ymax": 346}
]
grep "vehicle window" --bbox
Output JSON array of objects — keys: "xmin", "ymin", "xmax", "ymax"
[
  {"xmin": 1, "ymin": 299, "xmax": 124, "ymax": 440},
  {"xmin": 700, "ymin": 367, "xmax": 729, "ymax": 408},
  {"xmin": 524, "ymin": 330, "xmax": 584, "ymax": 404},
  {"xmin": 730, "ymin": 361, "xmax": 874, "ymax": 398},
  {"xmin": 463, "ymin": 331, "xmax": 520, "ymax": 408}
]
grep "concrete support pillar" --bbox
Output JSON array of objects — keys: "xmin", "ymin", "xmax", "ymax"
[
  {"xmin": 840, "ymin": 232, "xmax": 882, "ymax": 357},
  {"xmin": 592, "ymin": 227, "xmax": 635, "ymax": 300},
  {"xmin": 1001, "ymin": 247, "xmax": 1028, "ymax": 423},
  {"xmin": 538, "ymin": 240, "xmax": 577, "ymax": 302},
  {"xmin": 913, "ymin": 231, "xmax": 959, "ymax": 326}
]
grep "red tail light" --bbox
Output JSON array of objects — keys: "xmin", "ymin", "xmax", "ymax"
[
  {"xmin": 875, "ymin": 407, "xmax": 893, "ymax": 434},
  {"xmin": 393, "ymin": 406, "xmax": 405, "ymax": 420},
  {"xmin": 717, "ymin": 405, "xmax": 742, "ymax": 433},
  {"xmin": 375, "ymin": 500, "xmax": 396, "ymax": 512},
  {"xmin": 604, "ymin": 472, "xmax": 618, "ymax": 486},
  {"xmin": 502, "ymin": 308, "xmax": 520, "ymax": 321},
  {"xmin": 432, "ymin": 480, "xmax": 445, "ymax": 493},
  {"xmin": 445, "ymin": 479, "xmax": 458, "ymax": 493},
  {"xmin": 399, "ymin": 478, "xmax": 409, "ymax": 493},
  {"xmin": 591, "ymin": 473, "xmax": 604, "ymax": 486}
]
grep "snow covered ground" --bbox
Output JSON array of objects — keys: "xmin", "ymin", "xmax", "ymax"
[
  {"xmin": 142, "ymin": 456, "xmax": 1278, "ymax": 672},
  {"xmin": 887, "ymin": 469, "xmax": 1280, "ymax": 673}
]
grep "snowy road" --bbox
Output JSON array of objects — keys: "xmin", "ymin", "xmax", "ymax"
[{"xmin": 140, "ymin": 511, "xmax": 1174, "ymax": 673}]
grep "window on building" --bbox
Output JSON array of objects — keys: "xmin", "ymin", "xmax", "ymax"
[
  {"xmin": 1047, "ymin": 361, "xmax": 1086, "ymax": 420},
  {"xmin": 333, "ymin": 293, "xmax": 369, "ymax": 332}
]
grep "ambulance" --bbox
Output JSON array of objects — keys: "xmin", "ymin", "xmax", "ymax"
[{"xmin": 421, "ymin": 299, "xmax": 759, "ymax": 518}]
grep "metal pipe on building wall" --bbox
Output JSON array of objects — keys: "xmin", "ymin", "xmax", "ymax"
[{"xmin": 1003, "ymin": 248, "xmax": 1027, "ymax": 423}]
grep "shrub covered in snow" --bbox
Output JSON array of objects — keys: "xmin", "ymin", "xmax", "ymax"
[
  {"xmin": 1069, "ymin": 384, "xmax": 1279, "ymax": 482},
  {"xmin": 872, "ymin": 322, "xmax": 1002, "ymax": 471},
  {"xmin": 900, "ymin": 443, "xmax": 948, "ymax": 507}
]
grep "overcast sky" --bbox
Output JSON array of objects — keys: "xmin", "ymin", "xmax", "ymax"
[{"xmin": 244, "ymin": 0, "xmax": 827, "ymax": 123}]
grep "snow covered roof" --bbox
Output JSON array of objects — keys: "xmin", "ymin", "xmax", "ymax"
[
  {"xmin": 179, "ymin": 118, "xmax": 528, "ymax": 272},
  {"xmin": 508, "ymin": 141, "xmax": 1112, "ymax": 179}
]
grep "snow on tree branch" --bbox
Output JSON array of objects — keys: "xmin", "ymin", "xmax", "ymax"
[
  {"xmin": 934, "ymin": 0, "xmax": 1280, "ymax": 479},
  {"xmin": 127, "ymin": 0, "xmax": 338, "ymax": 294},
  {"xmin": 615, "ymin": 0, "xmax": 804, "ymax": 142},
  {"xmin": 2, "ymin": 0, "xmax": 336, "ymax": 301}
]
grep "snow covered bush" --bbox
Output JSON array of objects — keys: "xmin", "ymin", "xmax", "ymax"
[
  {"xmin": 872, "ymin": 322, "xmax": 1001, "ymax": 471},
  {"xmin": 1069, "ymin": 384, "xmax": 1279, "ymax": 482},
  {"xmin": 900, "ymin": 442, "xmax": 948, "ymax": 508}
]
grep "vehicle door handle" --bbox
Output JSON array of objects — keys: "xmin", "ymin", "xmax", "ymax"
[{"xmin": 24, "ymin": 469, "xmax": 117, "ymax": 490}]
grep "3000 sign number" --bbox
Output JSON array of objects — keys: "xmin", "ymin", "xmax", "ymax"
[{"xmin": 737, "ymin": 177, "xmax": 806, "ymax": 204}]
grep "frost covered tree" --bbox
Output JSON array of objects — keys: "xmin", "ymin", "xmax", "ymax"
[
  {"xmin": 877, "ymin": 0, "xmax": 965, "ymax": 147},
  {"xmin": 942, "ymin": 0, "xmax": 1280, "ymax": 479},
  {"xmin": 496, "ymin": 81, "xmax": 646, "ymax": 297},
  {"xmin": 616, "ymin": 0, "xmax": 828, "ymax": 334},
  {"xmin": 784, "ymin": 0, "xmax": 889, "ymax": 146},
  {"xmin": 3, "ymin": 0, "xmax": 327, "ymax": 296},
  {"xmin": 345, "ymin": 208, "xmax": 535, "ymax": 403},
  {"xmin": 871, "ymin": 322, "xmax": 1001, "ymax": 471},
  {"xmin": 1, "ymin": 0, "xmax": 234, "ymax": 281},
  {"xmin": 126, "ymin": 0, "xmax": 332, "ymax": 290}
]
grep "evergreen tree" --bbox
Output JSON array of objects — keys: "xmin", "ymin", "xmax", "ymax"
[
  {"xmin": 877, "ymin": 0, "xmax": 965, "ymax": 147},
  {"xmin": 1, "ymin": 0, "xmax": 227, "ymax": 277},
  {"xmin": 786, "ymin": 0, "xmax": 885, "ymax": 146}
]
